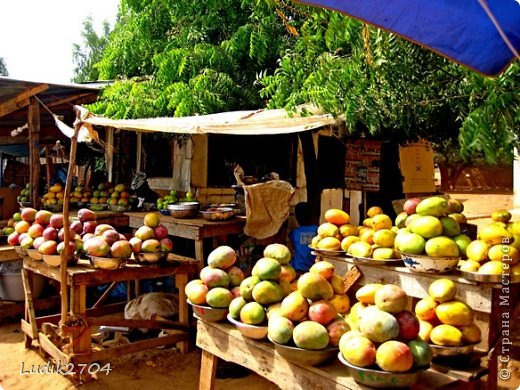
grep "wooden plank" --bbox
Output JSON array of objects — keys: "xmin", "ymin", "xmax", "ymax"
[
  {"xmin": 21, "ymin": 319, "xmax": 37, "ymax": 339},
  {"xmin": 199, "ymin": 349, "xmax": 218, "ymax": 390},
  {"xmin": 74, "ymin": 332, "xmax": 189, "ymax": 364},
  {"xmin": 325, "ymin": 258, "xmax": 493, "ymax": 313},
  {"xmin": 33, "ymin": 302, "xmax": 128, "ymax": 326},
  {"xmin": 0, "ymin": 295, "xmax": 59, "ymax": 319},
  {"xmin": 38, "ymin": 333, "xmax": 72, "ymax": 365},
  {"xmin": 0, "ymin": 246, "xmax": 21, "ymax": 262},
  {"xmin": 21, "ymin": 268, "xmax": 38, "ymax": 338},
  {"xmin": 86, "ymin": 317, "xmax": 189, "ymax": 330},
  {"xmin": 176, "ymin": 272, "xmax": 190, "ymax": 353},
  {"xmin": 0, "ymin": 83, "xmax": 49, "ymax": 117},
  {"xmin": 28, "ymin": 97, "xmax": 41, "ymax": 208}
]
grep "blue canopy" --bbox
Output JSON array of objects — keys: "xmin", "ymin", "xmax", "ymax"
[{"xmin": 293, "ymin": 0, "xmax": 520, "ymax": 76}]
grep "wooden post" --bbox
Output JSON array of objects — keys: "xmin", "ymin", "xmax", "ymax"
[
  {"xmin": 60, "ymin": 126, "xmax": 79, "ymax": 324},
  {"xmin": 44, "ymin": 145, "xmax": 52, "ymax": 193},
  {"xmin": 28, "ymin": 97, "xmax": 40, "ymax": 208},
  {"xmin": 105, "ymin": 127, "xmax": 114, "ymax": 182},
  {"xmin": 136, "ymin": 132, "xmax": 142, "ymax": 172}
]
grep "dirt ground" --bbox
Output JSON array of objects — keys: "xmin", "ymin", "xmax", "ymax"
[{"xmin": 0, "ymin": 192, "xmax": 518, "ymax": 390}]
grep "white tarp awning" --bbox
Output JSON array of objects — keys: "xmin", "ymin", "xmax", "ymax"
[{"xmin": 74, "ymin": 104, "xmax": 342, "ymax": 136}]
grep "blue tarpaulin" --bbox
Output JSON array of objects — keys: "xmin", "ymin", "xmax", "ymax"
[{"xmin": 293, "ymin": 0, "xmax": 520, "ymax": 76}]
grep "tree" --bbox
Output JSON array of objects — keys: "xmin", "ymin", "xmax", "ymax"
[
  {"xmin": 0, "ymin": 57, "xmax": 8, "ymax": 76},
  {"xmin": 87, "ymin": 0, "xmax": 295, "ymax": 119},
  {"xmin": 72, "ymin": 16, "xmax": 113, "ymax": 83}
]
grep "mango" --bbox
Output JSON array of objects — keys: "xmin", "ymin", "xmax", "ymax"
[
  {"xmin": 376, "ymin": 340, "xmax": 414, "ymax": 372},
  {"xmin": 418, "ymin": 319, "xmax": 434, "ymax": 342},
  {"xmin": 293, "ymin": 321, "xmax": 329, "ymax": 350},
  {"xmin": 330, "ymin": 274, "xmax": 346, "ymax": 294},
  {"xmin": 466, "ymin": 240, "xmax": 490, "ymax": 262},
  {"xmin": 395, "ymin": 212, "xmax": 408, "ymax": 229},
  {"xmin": 416, "ymin": 196, "xmax": 449, "ymax": 217},
  {"xmin": 268, "ymin": 315, "xmax": 294, "ymax": 344},
  {"xmin": 428, "ymin": 278, "xmax": 456, "ymax": 302},
  {"xmin": 346, "ymin": 302, "xmax": 368, "ymax": 331},
  {"xmin": 374, "ymin": 284, "xmax": 408, "ymax": 313},
  {"xmin": 324, "ymin": 209, "xmax": 350, "ymax": 225},
  {"xmin": 208, "ymin": 245, "xmax": 237, "ymax": 269},
  {"xmin": 341, "ymin": 236, "xmax": 361, "ymax": 252},
  {"xmin": 141, "ymin": 239, "xmax": 161, "ymax": 253},
  {"xmin": 425, "ymin": 236, "xmax": 459, "ymax": 257},
  {"xmin": 279, "ymin": 291, "xmax": 309, "ymax": 322},
  {"xmin": 458, "ymin": 260, "xmax": 481, "ymax": 272},
  {"xmin": 396, "ymin": 232, "xmax": 426, "ymax": 255},
  {"xmin": 266, "ymin": 303, "xmax": 282, "ymax": 320},
  {"xmin": 329, "ymin": 294, "xmax": 350, "ymax": 314},
  {"xmin": 479, "ymin": 224, "xmax": 514, "ymax": 246},
  {"xmin": 478, "ymin": 261, "xmax": 503, "ymax": 275},
  {"xmin": 317, "ymin": 222, "xmax": 340, "ymax": 238},
  {"xmin": 347, "ymin": 240, "xmax": 373, "ymax": 258},
  {"xmin": 185, "ymin": 279, "xmax": 208, "ymax": 305},
  {"xmin": 435, "ymin": 301, "xmax": 473, "ymax": 326},
  {"xmin": 309, "ymin": 261, "xmax": 335, "ymax": 280},
  {"xmin": 327, "ymin": 318, "xmax": 350, "ymax": 347},
  {"xmin": 240, "ymin": 301, "xmax": 266, "ymax": 325},
  {"xmin": 339, "ymin": 334, "xmax": 376, "ymax": 367},
  {"xmin": 355, "ymin": 283, "xmax": 384, "ymax": 305},
  {"xmin": 110, "ymin": 240, "xmax": 133, "ymax": 258},
  {"xmin": 226, "ymin": 266, "xmax": 245, "ymax": 287},
  {"xmin": 279, "ymin": 280, "xmax": 293, "ymax": 297},
  {"xmin": 252, "ymin": 257, "xmax": 282, "ymax": 280},
  {"xmin": 205, "ymin": 287, "xmax": 233, "ymax": 308},
  {"xmin": 297, "ymin": 272, "xmax": 334, "ymax": 301},
  {"xmin": 459, "ymin": 323, "xmax": 482, "ymax": 344},
  {"xmin": 252, "ymin": 280, "xmax": 284, "ymax": 305},
  {"xmin": 488, "ymin": 244, "xmax": 519, "ymax": 265},
  {"xmin": 239, "ymin": 275, "xmax": 261, "ymax": 300},
  {"xmin": 408, "ymin": 339, "xmax": 433, "ymax": 367},
  {"xmin": 395, "ymin": 310, "xmax": 420, "ymax": 341},
  {"xmin": 263, "ymin": 243, "xmax": 291, "ymax": 264},
  {"xmin": 200, "ymin": 267, "xmax": 230, "ymax": 289},
  {"xmin": 453, "ymin": 234, "xmax": 472, "ymax": 258},
  {"xmin": 440, "ymin": 216, "xmax": 461, "ymax": 237},
  {"xmin": 372, "ymin": 247, "xmax": 396, "ymax": 260},
  {"xmin": 373, "ymin": 229, "xmax": 396, "ymax": 248},
  {"xmin": 367, "ymin": 206, "xmax": 383, "ymax": 217},
  {"xmin": 229, "ymin": 296, "xmax": 247, "ymax": 319},
  {"xmin": 308, "ymin": 300, "xmax": 337, "ymax": 326},
  {"xmin": 410, "ymin": 216, "xmax": 443, "ymax": 239},
  {"xmin": 371, "ymin": 214, "xmax": 393, "ymax": 231},
  {"xmin": 339, "ymin": 224, "xmax": 359, "ymax": 237},
  {"xmin": 317, "ymin": 236, "xmax": 341, "ymax": 251},
  {"xmin": 359, "ymin": 307, "xmax": 399, "ymax": 343},
  {"xmin": 447, "ymin": 198, "xmax": 464, "ymax": 214},
  {"xmin": 430, "ymin": 324, "xmax": 463, "ymax": 346},
  {"xmin": 415, "ymin": 297, "xmax": 439, "ymax": 322},
  {"xmin": 279, "ymin": 264, "xmax": 297, "ymax": 283}
]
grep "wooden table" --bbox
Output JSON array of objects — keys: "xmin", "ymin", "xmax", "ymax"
[
  {"xmin": 21, "ymin": 257, "xmax": 198, "ymax": 371},
  {"xmin": 126, "ymin": 212, "xmax": 245, "ymax": 264},
  {"xmin": 0, "ymin": 245, "xmax": 21, "ymax": 262},
  {"xmin": 322, "ymin": 256, "xmax": 520, "ymax": 390},
  {"xmin": 196, "ymin": 319, "xmax": 464, "ymax": 390}
]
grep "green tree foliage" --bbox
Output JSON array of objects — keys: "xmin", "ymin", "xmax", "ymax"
[
  {"xmin": 88, "ymin": 0, "xmax": 294, "ymax": 118},
  {"xmin": 72, "ymin": 16, "xmax": 113, "ymax": 83},
  {"xmin": 0, "ymin": 57, "xmax": 8, "ymax": 76},
  {"xmin": 258, "ymin": 5, "xmax": 520, "ymax": 165}
]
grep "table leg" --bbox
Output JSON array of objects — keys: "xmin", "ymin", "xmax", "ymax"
[
  {"xmin": 70, "ymin": 284, "xmax": 91, "ymax": 355},
  {"xmin": 199, "ymin": 349, "xmax": 217, "ymax": 390},
  {"xmin": 21, "ymin": 268, "xmax": 37, "ymax": 348},
  {"xmin": 176, "ymin": 272, "xmax": 189, "ymax": 353},
  {"xmin": 195, "ymin": 239, "xmax": 204, "ymax": 265}
]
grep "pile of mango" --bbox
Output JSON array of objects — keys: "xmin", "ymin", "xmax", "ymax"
[
  {"xmin": 228, "ymin": 244, "xmax": 296, "ymax": 327},
  {"xmin": 265, "ymin": 260, "xmax": 351, "ymax": 349},
  {"xmin": 130, "ymin": 213, "xmax": 173, "ymax": 254},
  {"xmin": 16, "ymin": 183, "xmax": 32, "ymax": 203},
  {"xmin": 458, "ymin": 209, "xmax": 520, "ymax": 276},
  {"xmin": 340, "ymin": 283, "xmax": 433, "ymax": 372},
  {"xmin": 414, "ymin": 279, "xmax": 481, "ymax": 347},
  {"xmin": 41, "ymin": 182, "xmax": 66, "ymax": 207},
  {"xmin": 394, "ymin": 196, "xmax": 470, "ymax": 258},
  {"xmin": 185, "ymin": 245, "xmax": 244, "ymax": 308},
  {"xmin": 88, "ymin": 182, "xmax": 131, "ymax": 207},
  {"xmin": 311, "ymin": 208, "xmax": 400, "ymax": 261}
]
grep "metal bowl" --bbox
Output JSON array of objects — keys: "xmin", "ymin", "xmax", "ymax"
[
  {"xmin": 88, "ymin": 203, "xmax": 108, "ymax": 212},
  {"xmin": 26, "ymin": 249, "xmax": 43, "ymax": 261},
  {"xmin": 135, "ymin": 251, "xmax": 169, "ymax": 265},
  {"xmin": 43, "ymin": 203, "xmax": 63, "ymax": 212},
  {"xmin": 401, "ymin": 252, "xmax": 459, "ymax": 274},
  {"xmin": 429, "ymin": 343, "xmax": 478, "ymax": 357},
  {"xmin": 188, "ymin": 300, "xmax": 229, "ymax": 322},
  {"xmin": 268, "ymin": 337, "xmax": 338, "ymax": 366},
  {"xmin": 458, "ymin": 269, "xmax": 520, "ymax": 284},
  {"xmin": 338, "ymin": 352, "xmax": 427, "ymax": 388},
  {"xmin": 167, "ymin": 202, "xmax": 200, "ymax": 219},
  {"xmin": 14, "ymin": 246, "xmax": 28, "ymax": 256},
  {"xmin": 42, "ymin": 254, "xmax": 78, "ymax": 268},
  {"xmin": 108, "ymin": 204, "xmax": 131, "ymax": 213},
  {"xmin": 200, "ymin": 207, "xmax": 235, "ymax": 222},
  {"xmin": 88, "ymin": 255, "xmax": 126, "ymax": 270},
  {"xmin": 227, "ymin": 314, "xmax": 268, "ymax": 339}
]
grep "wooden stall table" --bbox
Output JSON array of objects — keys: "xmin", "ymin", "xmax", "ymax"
[
  {"xmin": 21, "ymin": 257, "xmax": 198, "ymax": 370},
  {"xmin": 196, "ymin": 319, "xmax": 464, "ymax": 390},
  {"xmin": 0, "ymin": 245, "xmax": 20, "ymax": 262},
  {"xmin": 126, "ymin": 212, "xmax": 245, "ymax": 264},
  {"xmin": 69, "ymin": 210, "xmax": 129, "ymax": 230},
  {"xmin": 322, "ymin": 256, "xmax": 519, "ymax": 390}
]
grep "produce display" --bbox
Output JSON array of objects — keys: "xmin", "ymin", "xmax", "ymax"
[
  {"xmin": 414, "ymin": 278, "xmax": 481, "ymax": 350},
  {"xmin": 339, "ymin": 283, "xmax": 433, "ymax": 373},
  {"xmin": 16, "ymin": 183, "xmax": 32, "ymax": 204},
  {"xmin": 129, "ymin": 213, "xmax": 173, "ymax": 258},
  {"xmin": 457, "ymin": 209, "xmax": 520, "ymax": 277},
  {"xmin": 156, "ymin": 190, "xmax": 197, "ymax": 211}
]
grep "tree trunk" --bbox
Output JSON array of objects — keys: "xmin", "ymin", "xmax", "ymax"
[{"xmin": 438, "ymin": 163, "xmax": 467, "ymax": 191}]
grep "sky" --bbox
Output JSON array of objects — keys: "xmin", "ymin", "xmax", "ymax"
[{"xmin": 0, "ymin": 0, "xmax": 120, "ymax": 84}]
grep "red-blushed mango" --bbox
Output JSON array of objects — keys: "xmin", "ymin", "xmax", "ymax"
[
  {"xmin": 339, "ymin": 334, "xmax": 376, "ymax": 367},
  {"xmin": 279, "ymin": 264, "xmax": 297, "ymax": 283},
  {"xmin": 38, "ymin": 240, "xmax": 58, "ymax": 255},
  {"xmin": 206, "ymin": 287, "xmax": 233, "ymax": 309},
  {"xmin": 110, "ymin": 240, "xmax": 133, "ymax": 258},
  {"xmin": 394, "ymin": 310, "xmax": 420, "ymax": 341},
  {"xmin": 309, "ymin": 261, "xmax": 335, "ymax": 280},
  {"xmin": 374, "ymin": 284, "xmax": 408, "ymax": 313},
  {"xmin": 267, "ymin": 315, "xmax": 294, "ymax": 344},
  {"xmin": 376, "ymin": 340, "xmax": 414, "ymax": 372},
  {"xmin": 293, "ymin": 321, "xmax": 329, "ymax": 350},
  {"xmin": 308, "ymin": 300, "xmax": 338, "ymax": 326},
  {"xmin": 200, "ymin": 267, "xmax": 230, "ymax": 289},
  {"xmin": 324, "ymin": 209, "xmax": 350, "ymax": 225},
  {"xmin": 279, "ymin": 290, "xmax": 309, "ymax": 322},
  {"xmin": 263, "ymin": 243, "xmax": 291, "ymax": 264},
  {"xmin": 141, "ymin": 239, "xmax": 161, "ymax": 253},
  {"xmin": 84, "ymin": 236, "xmax": 110, "ymax": 257},
  {"xmin": 185, "ymin": 279, "xmax": 208, "ymax": 305},
  {"xmin": 226, "ymin": 265, "xmax": 245, "ymax": 287},
  {"xmin": 297, "ymin": 272, "xmax": 334, "ymax": 301},
  {"xmin": 415, "ymin": 297, "xmax": 439, "ymax": 322},
  {"xmin": 21, "ymin": 207, "xmax": 37, "ymax": 223},
  {"xmin": 208, "ymin": 245, "xmax": 237, "ymax": 269},
  {"xmin": 327, "ymin": 317, "xmax": 350, "ymax": 347}
]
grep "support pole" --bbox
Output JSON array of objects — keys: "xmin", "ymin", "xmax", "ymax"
[
  {"xmin": 28, "ymin": 98, "xmax": 40, "ymax": 208},
  {"xmin": 105, "ymin": 127, "xmax": 114, "ymax": 182}
]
